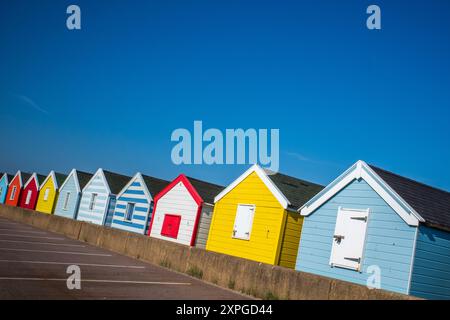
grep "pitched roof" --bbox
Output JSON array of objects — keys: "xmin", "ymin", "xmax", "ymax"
[
  {"xmin": 370, "ymin": 165, "xmax": 450, "ymax": 231},
  {"xmin": 265, "ymin": 171, "xmax": 324, "ymax": 210},
  {"xmin": 54, "ymin": 172, "xmax": 68, "ymax": 187},
  {"xmin": 36, "ymin": 174, "xmax": 47, "ymax": 185},
  {"xmin": 1, "ymin": 173, "xmax": 14, "ymax": 184},
  {"xmin": 103, "ymin": 170, "xmax": 132, "ymax": 195},
  {"xmin": 77, "ymin": 171, "xmax": 93, "ymax": 190},
  {"xmin": 142, "ymin": 175, "xmax": 170, "ymax": 198},
  {"xmin": 186, "ymin": 177, "xmax": 224, "ymax": 204},
  {"xmin": 21, "ymin": 172, "xmax": 32, "ymax": 185}
]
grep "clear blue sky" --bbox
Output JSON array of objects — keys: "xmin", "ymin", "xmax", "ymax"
[{"xmin": 1, "ymin": 0, "xmax": 449, "ymax": 190}]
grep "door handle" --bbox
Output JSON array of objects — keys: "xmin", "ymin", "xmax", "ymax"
[{"xmin": 333, "ymin": 234, "xmax": 345, "ymax": 244}]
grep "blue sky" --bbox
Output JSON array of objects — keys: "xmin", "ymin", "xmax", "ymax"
[{"xmin": 1, "ymin": 0, "xmax": 449, "ymax": 190}]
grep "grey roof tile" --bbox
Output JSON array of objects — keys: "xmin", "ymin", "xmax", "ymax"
[
  {"xmin": 103, "ymin": 170, "xmax": 132, "ymax": 195},
  {"xmin": 186, "ymin": 177, "xmax": 224, "ymax": 204},
  {"xmin": 266, "ymin": 171, "xmax": 324, "ymax": 210},
  {"xmin": 76, "ymin": 171, "xmax": 94, "ymax": 190},
  {"xmin": 370, "ymin": 165, "xmax": 450, "ymax": 230},
  {"xmin": 142, "ymin": 175, "xmax": 171, "ymax": 198}
]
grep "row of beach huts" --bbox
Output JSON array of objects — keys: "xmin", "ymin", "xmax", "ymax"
[{"xmin": 0, "ymin": 160, "xmax": 449, "ymax": 299}]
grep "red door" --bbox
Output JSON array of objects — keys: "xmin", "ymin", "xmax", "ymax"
[{"xmin": 161, "ymin": 214, "xmax": 181, "ymax": 238}]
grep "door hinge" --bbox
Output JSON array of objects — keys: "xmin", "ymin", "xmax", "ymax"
[
  {"xmin": 351, "ymin": 216, "xmax": 367, "ymax": 222},
  {"xmin": 344, "ymin": 257, "xmax": 361, "ymax": 263}
]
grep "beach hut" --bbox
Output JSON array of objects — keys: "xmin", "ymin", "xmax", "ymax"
[
  {"xmin": 54, "ymin": 169, "xmax": 93, "ymax": 219},
  {"xmin": 5, "ymin": 171, "xmax": 32, "ymax": 207},
  {"xmin": 206, "ymin": 164, "xmax": 323, "ymax": 268},
  {"xmin": 76, "ymin": 169, "xmax": 131, "ymax": 226},
  {"xmin": 19, "ymin": 173, "xmax": 46, "ymax": 210},
  {"xmin": 148, "ymin": 174, "xmax": 224, "ymax": 248},
  {"xmin": 35, "ymin": 171, "xmax": 68, "ymax": 214},
  {"xmin": 297, "ymin": 160, "xmax": 450, "ymax": 299},
  {"xmin": 0, "ymin": 173, "xmax": 14, "ymax": 204},
  {"xmin": 110, "ymin": 173, "xmax": 169, "ymax": 235}
]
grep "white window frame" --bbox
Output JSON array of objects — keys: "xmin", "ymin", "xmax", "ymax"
[
  {"xmin": 89, "ymin": 193, "xmax": 98, "ymax": 211},
  {"xmin": 43, "ymin": 188, "xmax": 50, "ymax": 201},
  {"xmin": 124, "ymin": 203, "xmax": 135, "ymax": 221},
  {"xmin": 10, "ymin": 186, "xmax": 17, "ymax": 200},
  {"xmin": 63, "ymin": 192, "xmax": 71, "ymax": 211},
  {"xmin": 25, "ymin": 190, "xmax": 32, "ymax": 205},
  {"xmin": 232, "ymin": 204, "xmax": 256, "ymax": 241}
]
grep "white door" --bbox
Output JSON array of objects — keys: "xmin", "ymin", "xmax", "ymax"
[
  {"xmin": 330, "ymin": 207, "xmax": 369, "ymax": 271},
  {"xmin": 232, "ymin": 204, "xmax": 255, "ymax": 240}
]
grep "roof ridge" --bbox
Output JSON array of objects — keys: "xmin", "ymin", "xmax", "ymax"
[
  {"xmin": 102, "ymin": 170, "xmax": 132, "ymax": 179},
  {"xmin": 142, "ymin": 174, "xmax": 169, "ymax": 181},
  {"xmin": 370, "ymin": 164, "xmax": 450, "ymax": 195},
  {"xmin": 264, "ymin": 168, "xmax": 324, "ymax": 187},
  {"xmin": 186, "ymin": 176, "xmax": 224, "ymax": 188},
  {"xmin": 76, "ymin": 170, "xmax": 93, "ymax": 175}
]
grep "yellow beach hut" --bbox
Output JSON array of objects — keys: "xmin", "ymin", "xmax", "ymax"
[
  {"xmin": 35, "ymin": 171, "xmax": 68, "ymax": 214},
  {"xmin": 206, "ymin": 164, "xmax": 323, "ymax": 269}
]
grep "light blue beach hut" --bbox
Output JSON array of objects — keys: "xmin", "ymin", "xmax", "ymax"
[
  {"xmin": 297, "ymin": 160, "xmax": 450, "ymax": 299},
  {"xmin": 0, "ymin": 173, "xmax": 13, "ymax": 204},
  {"xmin": 54, "ymin": 169, "xmax": 93, "ymax": 219}
]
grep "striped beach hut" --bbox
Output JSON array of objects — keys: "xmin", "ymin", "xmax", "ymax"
[
  {"xmin": 5, "ymin": 171, "xmax": 32, "ymax": 207},
  {"xmin": 19, "ymin": 173, "xmax": 46, "ymax": 210},
  {"xmin": 110, "ymin": 173, "xmax": 169, "ymax": 235},
  {"xmin": 148, "ymin": 174, "xmax": 224, "ymax": 248},
  {"xmin": 0, "ymin": 173, "xmax": 14, "ymax": 204},
  {"xmin": 35, "ymin": 171, "xmax": 68, "ymax": 214},
  {"xmin": 76, "ymin": 169, "xmax": 131, "ymax": 226},
  {"xmin": 54, "ymin": 169, "xmax": 93, "ymax": 219},
  {"xmin": 297, "ymin": 160, "xmax": 450, "ymax": 299}
]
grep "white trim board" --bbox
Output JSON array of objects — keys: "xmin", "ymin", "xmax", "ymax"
[
  {"xmin": 59, "ymin": 169, "xmax": 81, "ymax": 193},
  {"xmin": 11, "ymin": 171, "xmax": 23, "ymax": 187},
  {"xmin": 39, "ymin": 171, "xmax": 57, "ymax": 191},
  {"xmin": 116, "ymin": 172, "xmax": 152, "ymax": 202},
  {"xmin": 299, "ymin": 160, "xmax": 424, "ymax": 227},
  {"xmin": 82, "ymin": 168, "xmax": 111, "ymax": 195},
  {"xmin": 214, "ymin": 164, "xmax": 290, "ymax": 209},
  {"xmin": 407, "ymin": 227, "xmax": 419, "ymax": 294},
  {"xmin": 24, "ymin": 173, "xmax": 41, "ymax": 190}
]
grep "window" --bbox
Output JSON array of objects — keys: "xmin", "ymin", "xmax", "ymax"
[
  {"xmin": 89, "ymin": 193, "xmax": 98, "ymax": 211},
  {"xmin": 0, "ymin": 187, "xmax": 3, "ymax": 196},
  {"xmin": 10, "ymin": 186, "xmax": 17, "ymax": 200},
  {"xmin": 161, "ymin": 214, "xmax": 181, "ymax": 238},
  {"xmin": 232, "ymin": 204, "xmax": 255, "ymax": 240},
  {"xmin": 330, "ymin": 207, "xmax": 370, "ymax": 272},
  {"xmin": 43, "ymin": 188, "xmax": 50, "ymax": 201},
  {"xmin": 125, "ymin": 203, "xmax": 135, "ymax": 221},
  {"xmin": 25, "ymin": 190, "xmax": 32, "ymax": 205},
  {"xmin": 63, "ymin": 192, "xmax": 71, "ymax": 210}
]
